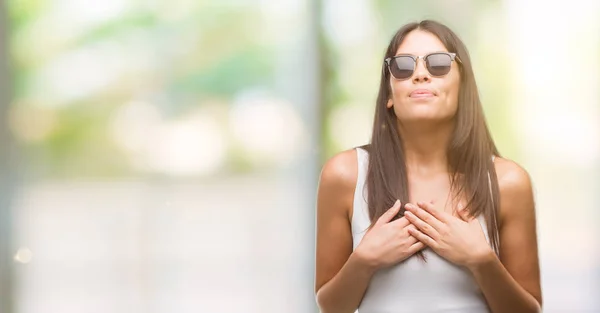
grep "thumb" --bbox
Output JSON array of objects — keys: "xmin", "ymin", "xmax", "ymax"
[{"xmin": 375, "ymin": 200, "xmax": 401, "ymax": 226}]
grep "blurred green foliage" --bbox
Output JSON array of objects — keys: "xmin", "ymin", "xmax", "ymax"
[
  {"xmin": 7, "ymin": 1, "xmax": 274, "ymax": 178},
  {"xmin": 7, "ymin": 0, "xmax": 518, "ymax": 178}
]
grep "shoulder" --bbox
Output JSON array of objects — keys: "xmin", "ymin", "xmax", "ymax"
[
  {"xmin": 493, "ymin": 156, "xmax": 533, "ymax": 197},
  {"xmin": 492, "ymin": 156, "xmax": 535, "ymax": 226},
  {"xmin": 491, "ymin": 157, "xmax": 542, "ymax": 305},
  {"xmin": 319, "ymin": 149, "xmax": 359, "ymax": 188},
  {"xmin": 317, "ymin": 148, "xmax": 360, "ymax": 218}
]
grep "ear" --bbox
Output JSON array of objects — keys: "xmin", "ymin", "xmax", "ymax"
[{"xmin": 386, "ymin": 99, "xmax": 393, "ymax": 109}]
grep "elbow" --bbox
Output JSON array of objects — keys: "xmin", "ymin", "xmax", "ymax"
[
  {"xmin": 315, "ymin": 285, "xmax": 326, "ymax": 311},
  {"xmin": 534, "ymin": 297, "xmax": 543, "ymax": 313},
  {"xmin": 315, "ymin": 289, "xmax": 332, "ymax": 313},
  {"xmin": 522, "ymin": 296, "xmax": 542, "ymax": 313},
  {"xmin": 529, "ymin": 292, "xmax": 543, "ymax": 313},
  {"xmin": 519, "ymin": 298, "xmax": 542, "ymax": 313},
  {"xmin": 530, "ymin": 303, "xmax": 542, "ymax": 313},
  {"xmin": 315, "ymin": 288, "xmax": 352, "ymax": 313}
]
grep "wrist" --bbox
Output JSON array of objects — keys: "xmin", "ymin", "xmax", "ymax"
[
  {"xmin": 466, "ymin": 248, "xmax": 496, "ymax": 272},
  {"xmin": 349, "ymin": 251, "xmax": 379, "ymax": 275}
]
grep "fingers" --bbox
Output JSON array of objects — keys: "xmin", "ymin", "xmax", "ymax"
[
  {"xmin": 405, "ymin": 232, "xmax": 419, "ymax": 245},
  {"xmin": 375, "ymin": 200, "xmax": 401, "ymax": 226},
  {"xmin": 405, "ymin": 223, "xmax": 418, "ymax": 233},
  {"xmin": 407, "ymin": 241, "xmax": 426, "ymax": 254},
  {"xmin": 407, "ymin": 227, "xmax": 437, "ymax": 249},
  {"xmin": 405, "ymin": 203, "xmax": 445, "ymax": 232},
  {"xmin": 415, "ymin": 201, "xmax": 449, "ymax": 223},
  {"xmin": 404, "ymin": 209, "xmax": 440, "ymax": 240},
  {"xmin": 389, "ymin": 216, "xmax": 411, "ymax": 228}
]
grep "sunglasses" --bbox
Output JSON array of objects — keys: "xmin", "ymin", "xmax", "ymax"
[{"xmin": 384, "ymin": 52, "xmax": 461, "ymax": 80}]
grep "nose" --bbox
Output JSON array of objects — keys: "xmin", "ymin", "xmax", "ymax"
[{"xmin": 412, "ymin": 57, "xmax": 430, "ymax": 83}]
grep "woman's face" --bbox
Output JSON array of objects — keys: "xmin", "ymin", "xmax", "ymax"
[{"xmin": 387, "ymin": 30, "xmax": 461, "ymax": 124}]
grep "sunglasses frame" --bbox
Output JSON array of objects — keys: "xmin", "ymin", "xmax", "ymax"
[{"xmin": 384, "ymin": 52, "xmax": 461, "ymax": 80}]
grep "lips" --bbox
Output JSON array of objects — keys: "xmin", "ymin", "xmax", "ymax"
[{"xmin": 409, "ymin": 89, "xmax": 435, "ymax": 98}]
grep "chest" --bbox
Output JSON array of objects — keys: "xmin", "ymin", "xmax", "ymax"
[{"xmin": 407, "ymin": 174, "xmax": 463, "ymax": 214}]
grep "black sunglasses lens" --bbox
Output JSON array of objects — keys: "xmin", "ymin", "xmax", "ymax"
[
  {"xmin": 426, "ymin": 53, "xmax": 452, "ymax": 76},
  {"xmin": 389, "ymin": 57, "xmax": 414, "ymax": 79}
]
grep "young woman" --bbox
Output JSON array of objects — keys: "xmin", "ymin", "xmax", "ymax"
[{"xmin": 314, "ymin": 20, "xmax": 542, "ymax": 313}]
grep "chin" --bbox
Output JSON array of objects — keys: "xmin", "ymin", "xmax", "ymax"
[
  {"xmin": 397, "ymin": 104, "xmax": 455, "ymax": 121},
  {"xmin": 401, "ymin": 108, "xmax": 443, "ymax": 119},
  {"xmin": 398, "ymin": 111, "xmax": 454, "ymax": 123}
]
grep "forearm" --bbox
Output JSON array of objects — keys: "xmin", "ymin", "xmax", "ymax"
[
  {"xmin": 316, "ymin": 253, "xmax": 376, "ymax": 313},
  {"xmin": 468, "ymin": 252, "xmax": 541, "ymax": 313}
]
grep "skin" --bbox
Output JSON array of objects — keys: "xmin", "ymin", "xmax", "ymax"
[{"xmin": 315, "ymin": 29, "xmax": 542, "ymax": 313}]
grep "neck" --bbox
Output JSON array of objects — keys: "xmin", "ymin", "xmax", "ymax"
[{"xmin": 397, "ymin": 120, "xmax": 454, "ymax": 176}]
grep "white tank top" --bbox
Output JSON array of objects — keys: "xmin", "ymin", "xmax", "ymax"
[{"xmin": 352, "ymin": 147, "xmax": 494, "ymax": 313}]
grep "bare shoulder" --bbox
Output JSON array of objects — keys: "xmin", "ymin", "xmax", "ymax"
[
  {"xmin": 492, "ymin": 158, "xmax": 542, "ymax": 305},
  {"xmin": 319, "ymin": 149, "xmax": 359, "ymax": 188},
  {"xmin": 492, "ymin": 156, "xmax": 535, "ymax": 225},
  {"xmin": 493, "ymin": 157, "xmax": 533, "ymax": 193},
  {"xmin": 314, "ymin": 149, "xmax": 360, "ymax": 292},
  {"xmin": 317, "ymin": 148, "xmax": 360, "ymax": 219}
]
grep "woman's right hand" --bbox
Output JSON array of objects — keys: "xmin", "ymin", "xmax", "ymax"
[{"xmin": 353, "ymin": 200, "xmax": 425, "ymax": 270}]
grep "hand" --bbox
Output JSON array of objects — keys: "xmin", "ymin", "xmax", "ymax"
[
  {"xmin": 354, "ymin": 200, "xmax": 425, "ymax": 270},
  {"xmin": 403, "ymin": 201, "xmax": 493, "ymax": 268}
]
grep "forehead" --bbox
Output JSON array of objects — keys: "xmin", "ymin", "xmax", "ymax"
[{"xmin": 395, "ymin": 29, "xmax": 448, "ymax": 56}]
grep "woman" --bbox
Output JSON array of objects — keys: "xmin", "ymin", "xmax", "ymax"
[{"xmin": 314, "ymin": 20, "xmax": 542, "ymax": 313}]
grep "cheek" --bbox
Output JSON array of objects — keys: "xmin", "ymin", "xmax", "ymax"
[
  {"xmin": 443, "ymin": 79, "xmax": 460, "ymax": 108},
  {"xmin": 389, "ymin": 81, "xmax": 411, "ymax": 102}
]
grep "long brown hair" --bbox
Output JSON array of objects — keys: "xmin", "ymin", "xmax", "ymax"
[{"xmin": 361, "ymin": 20, "xmax": 501, "ymax": 254}]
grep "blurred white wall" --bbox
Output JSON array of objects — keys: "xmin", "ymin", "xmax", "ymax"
[{"xmin": 506, "ymin": 0, "xmax": 600, "ymax": 311}]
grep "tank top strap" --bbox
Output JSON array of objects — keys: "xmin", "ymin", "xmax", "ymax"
[
  {"xmin": 355, "ymin": 147, "xmax": 368, "ymax": 182},
  {"xmin": 352, "ymin": 147, "xmax": 371, "ymax": 238},
  {"xmin": 487, "ymin": 154, "xmax": 500, "ymax": 254}
]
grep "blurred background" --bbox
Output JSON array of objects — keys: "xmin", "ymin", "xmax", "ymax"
[{"xmin": 0, "ymin": 0, "xmax": 598, "ymax": 312}]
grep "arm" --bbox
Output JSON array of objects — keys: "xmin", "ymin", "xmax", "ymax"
[
  {"xmin": 314, "ymin": 150, "xmax": 375, "ymax": 313},
  {"xmin": 466, "ymin": 159, "xmax": 542, "ymax": 313}
]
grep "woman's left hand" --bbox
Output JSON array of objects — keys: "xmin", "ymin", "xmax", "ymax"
[{"xmin": 403, "ymin": 201, "xmax": 494, "ymax": 268}]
